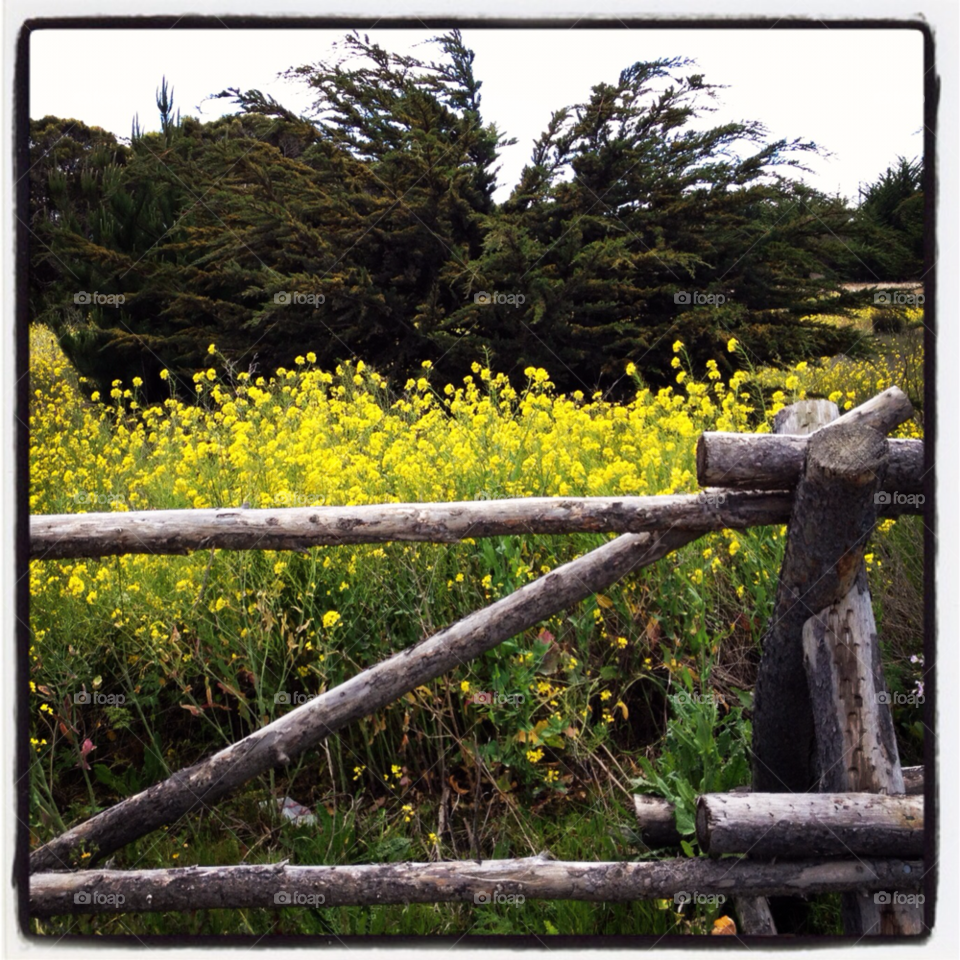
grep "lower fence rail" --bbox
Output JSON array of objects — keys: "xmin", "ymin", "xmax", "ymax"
[{"xmin": 30, "ymin": 856, "xmax": 923, "ymax": 918}]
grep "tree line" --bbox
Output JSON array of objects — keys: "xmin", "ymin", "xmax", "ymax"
[{"xmin": 28, "ymin": 30, "xmax": 924, "ymax": 402}]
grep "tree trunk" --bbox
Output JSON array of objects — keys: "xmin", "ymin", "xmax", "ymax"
[
  {"xmin": 30, "ymin": 856, "xmax": 923, "ymax": 918},
  {"xmin": 695, "ymin": 793, "xmax": 923, "ymax": 859},
  {"xmin": 752, "ymin": 419, "xmax": 890, "ymax": 794},
  {"xmin": 30, "ymin": 528, "xmax": 697, "ymax": 874}
]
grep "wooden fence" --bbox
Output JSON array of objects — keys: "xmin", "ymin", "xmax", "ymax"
[{"xmin": 25, "ymin": 386, "xmax": 929, "ymax": 937}]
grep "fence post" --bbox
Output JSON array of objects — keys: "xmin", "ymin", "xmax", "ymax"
[
  {"xmin": 803, "ymin": 549, "xmax": 924, "ymax": 930},
  {"xmin": 738, "ymin": 400, "xmax": 836, "ymax": 934},
  {"xmin": 751, "ymin": 398, "xmax": 838, "ymax": 793}
]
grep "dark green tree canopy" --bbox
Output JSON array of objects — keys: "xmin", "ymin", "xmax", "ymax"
[
  {"xmin": 29, "ymin": 36, "xmax": 902, "ymax": 402},
  {"xmin": 847, "ymin": 156, "xmax": 924, "ymax": 282}
]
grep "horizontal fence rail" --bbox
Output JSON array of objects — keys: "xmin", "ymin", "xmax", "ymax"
[
  {"xmin": 30, "ymin": 487, "xmax": 922, "ymax": 561},
  {"xmin": 695, "ymin": 793, "xmax": 924, "ymax": 859},
  {"xmin": 697, "ymin": 436, "xmax": 922, "ymax": 492},
  {"xmin": 633, "ymin": 767, "xmax": 925, "ymax": 848},
  {"xmin": 30, "ymin": 856, "xmax": 924, "ymax": 917}
]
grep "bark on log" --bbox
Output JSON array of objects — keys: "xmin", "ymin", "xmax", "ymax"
[
  {"xmin": 30, "ymin": 529, "xmax": 697, "ymax": 874},
  {"xmin": 30, "ymin": 485, "xmax": 924, "ymax": 561},
  {"xmin": 29, "ymin": 856, "xmax": 924, "ymax": 918},
  {"xmin": 902, "ymin": 765, "xmax": 924, "ymax": 796},
  {"xmin": 804, "ymin": 571, "xmax": 924, "ymax": 935},
  {"xmin": 633, "ymin": 794, "xmax": 684, "ymax": 848},
  {"xmin": 29, "ymin": 493, "xmax": 787, "ymax": 560},
  {"xmin": 697, "ymin": 386, "xmax": 916, "ymax": 491},
  {"xmin": 752, "ymin": 420, "xmax": 889, "ymax": 794},
  {"xmin": 696, "ymin": 793, "xmax": 923, "ymax": 859},
  {"xmin": 804, "ymin": 576, "xmax": 909, "ymax": 797},
  {"xmin": 735, "ymin": 896, "xmax": 778, "ymax": 936},
  {"xmin": 696, "ymin": 435, "xmax": 921, "ymax": 493},
  {"xmin": 633, "ymin": 768, "xmax": 924, "ymax": 846}
]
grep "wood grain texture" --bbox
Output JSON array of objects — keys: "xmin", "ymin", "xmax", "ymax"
[
  {"xmin": 696, "ymin": 793, "xmax": 923, "ymax": 859},
  {"xmin": 30, "ymin": 856, "xmax": 924, "ymax": 917}
]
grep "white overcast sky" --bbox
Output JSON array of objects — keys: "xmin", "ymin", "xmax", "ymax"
[{"xmin": 30, "ymin": 27, "xmax": 924, "ymax": 204}]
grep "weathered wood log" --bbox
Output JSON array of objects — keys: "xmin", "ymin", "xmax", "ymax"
[
  {"xmin": 29, "ymin": 856, "xmax": 924, "ymax": 917},
  {"xmin": 28, "ymin": 493, "xmax": 782, "ymax": 560},
  {"xmin": 633, "ymin": 794, "xmax": 684, "ymax": 848},
  {"xmin": 633, "ymin": 768, "xmax": 924, "ymax": 847},
  {"xmin": 696, "ymin": 793, "xmax": 923, "ymax": 859},
  {"xmin": 804, "ymin": 572, "xmax": 924, "ymax": 935},
  {"xmin": 696, "ymin": 434, "xmax": 921, "ymax": 493},
  {"xmin": 30, "ymin": 528, "xmax": 697, "ymax": 874},
  {"xmin": 771, "ymin": 398, "xmax": 839, "ymax": 434},
  {"xmin": 735, "ymin": 896, "xmax": 778, "ymax": 935},
  {"xmin": 748, "ymin": 397, "xmax": 837, "ymax": 805},
  {"xmin": 902, "ymin": 765, "xmax": 924, "ymax": 796},
  {"xmin": 752, "ymin": 420, "xmax": 890, "ymax": 794},
  {"xmin": 697, "ymin": 385, "xmax": 917, "ymax": 491},
  {"xmin": 819, "ymin": 385, "xmax": 915, "ymax": 433},
  {"xmin": 804, "ymin": 578, "xmax": 909, "ymax": 797},
  {"xmin": 30, "ymin": 486, "xmax": 923, "ymax": 561}
]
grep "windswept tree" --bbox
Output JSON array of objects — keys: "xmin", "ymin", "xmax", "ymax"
[
  {"xmin": 27, "ymin": 116, "xmax": 131, "ymax": 330},
  {"xmin": 30, "ymin": 32, "xmax": 514, "ymax": 400},
  {"xmin": 30, "ymin": 40, "xmax": 883, "ymax": 400},
  {"xmin": 438, "ymin": 58, "xmax": 870, "ymax": 392}
]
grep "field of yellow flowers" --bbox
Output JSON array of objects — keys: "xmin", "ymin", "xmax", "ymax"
[{"xmin": 27, "ymin": 318, "xmax": 925, "ymax": 936}]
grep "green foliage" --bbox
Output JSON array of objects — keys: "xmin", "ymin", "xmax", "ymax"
[
  {"xmin": 848, "ymin": 157, "xmax": 924, "ymax": 281},
  {"xmin": 634, "ymin": 669, "xmax": 752, "ymax": 842},
  {"xmin": 28, "ymin": 36, "xmax": 899, "ymax": 402}
]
